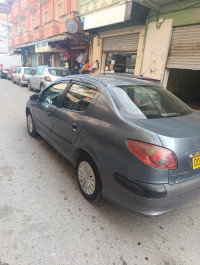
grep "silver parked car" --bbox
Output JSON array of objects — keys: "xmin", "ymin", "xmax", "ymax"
[
  {"xmin": 12, "ymin": 67, "xmax": 35, "ymax": 86},
  {"xmin": 28, "ymin": 66, "xmax": 71, "ymax": 91},
  {"xmin": 26, "ymin": 74, "xmax": 200, "ymax": 216}
]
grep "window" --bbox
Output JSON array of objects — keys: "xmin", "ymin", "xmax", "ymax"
[
  {"xmin": 56, "ymin": 1, "xmax": 63, "ymax": 21},
  {"xmin": 22, "ymin": 24, "xmax": 25, "ymax": 33},
  {"xmin": 44, "ymin": 10, "xmax": 49, "ymax": 24},
  {"xmin": 41, "ymin": 82, "xmax": 68, "ymax": 106},
  {"xmin": 31, "ymin": 18, "xmax": 35, "ymax": 30},
  {"xmin": 18, "ymin": 68, "xmax": 22, "ymax": 73},
  {"xmin": 38, "ymin": 67, "xmax": 45, "ymax": 75},
  {"xmin": 61, "ymin": 84, "xmax": 97, "ymax": 112},
  {"xmin": 48, "ymin": 68, "xmax": 70, "ymax": 77},
  {"xmin": 109, "ymin": 85, "xmax": 192, "ymax": 119}
]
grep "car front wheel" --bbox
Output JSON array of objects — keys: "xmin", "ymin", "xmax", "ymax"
[
  {"xmin": 12, "ymin": 77, "xmax": 15, "ymax": 84},
  {"xmin": 26, "ymin": 112, "xmax": 37, "ymax": 137},
  {"xmin": 76, "ymin": 154, "xmax": 102, "ymax": 202}
]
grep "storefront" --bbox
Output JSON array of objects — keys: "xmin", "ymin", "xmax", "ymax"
[
  {"xmin": 166, "ymin": 24, "xmax": 200, "ymax": 107},
  {"xmin": 103, "ymin": 33, "xmax": 139, "ymax": 73}
]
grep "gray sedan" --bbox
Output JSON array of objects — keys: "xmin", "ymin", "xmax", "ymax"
[{"xmin": 26, "ymin": 74, "xmax": 200, "ymax": 216}]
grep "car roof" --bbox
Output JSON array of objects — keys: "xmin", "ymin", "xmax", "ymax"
[{"xmin": 70, "ymin": 74, "xmax": 160, "ymax": 87}]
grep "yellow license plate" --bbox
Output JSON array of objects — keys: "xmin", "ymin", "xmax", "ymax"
[{"xmin": 192, "ymin": 156, "xmax": 200, "ymax": 170}]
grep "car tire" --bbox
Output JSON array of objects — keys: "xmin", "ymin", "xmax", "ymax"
[
  {"xmin": 12, "ymin": 77, "xmax": 15, "ymax": 84},
  {"xmin": 26, "ymin": 112, "xmax": 37, "ymax": 137},
  {"xmin": 19, "ymin": 79, "xmax": 23, "ymax": 87},
  {"xmin": 28, "ymin": 81, "xmax": 33, "ymax": 91},
  {"xmin": 40, "ymin": 83, "xmax": 45, "ymax": 91},
  {"xmin": 76, "ymin": 153, "xmax": 102, "ymax": 202}
]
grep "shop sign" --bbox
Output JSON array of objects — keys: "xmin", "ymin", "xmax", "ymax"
[{"xmin": 35, "ymin": 42, "xmax": 53, "ymax": 53}]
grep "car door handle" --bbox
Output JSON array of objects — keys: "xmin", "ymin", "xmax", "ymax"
[
  {"xmin": 47, "ymin": 112, "xmax": 51, "ymax": 118},
  {"xmin": 72, "ymin": 123, "xmax": 78, "ymax": 131}
]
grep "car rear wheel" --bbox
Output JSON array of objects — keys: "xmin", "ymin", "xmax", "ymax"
[
  {"xmin": 26, "ymin": 112, "xmax": 37, "ymax": 137},
  {"xmin": 19, "ymin": 79, "xmax": 23, "ymax": 87},
  {"xmin": 76, "ymin": 154, "xmax": 102, "ymax": 202},
  {"xmin": 28, "ymin": 81, "xmax": 33, "ymax": 91}
]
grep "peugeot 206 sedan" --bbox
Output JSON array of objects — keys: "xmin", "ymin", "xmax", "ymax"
[{"xmin": 26, "ymin": 74, "xmax": 200, "ymax": 216}]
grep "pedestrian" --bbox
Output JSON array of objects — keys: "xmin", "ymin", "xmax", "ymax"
[
  {"xmin": 80, "ymin": 62, "xmax": 89, "ymax": 74},
  {"xmin": 71, "ymin": 64, "xmax": 80, "ymax": 75}
]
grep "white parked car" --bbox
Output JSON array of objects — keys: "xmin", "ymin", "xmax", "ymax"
[
  {"xmin": 12, "ymin": 67, "xmax": 35, "ymax": 87},
  {"xmin": 28, "ymin": 66, "xmax": 71, "ymax": 91}
]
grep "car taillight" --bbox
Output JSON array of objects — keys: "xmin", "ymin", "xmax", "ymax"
[
  {"xmin": 45, "ymin": 76, "xmax": 51, "ymax": 82},
  {"xmin": 126, "ymin": 140, "xmax": 177, "ymax": 170}
]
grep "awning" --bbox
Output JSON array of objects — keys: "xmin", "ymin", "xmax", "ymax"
[{"xmin": 13, "ymin": 33, "xmax": 72, "ymax": 50}]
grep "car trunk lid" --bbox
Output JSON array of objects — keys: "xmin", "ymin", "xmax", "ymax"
[{"xmin": 132, "ymin": 112, "xmax": 200, "ymax": 184}]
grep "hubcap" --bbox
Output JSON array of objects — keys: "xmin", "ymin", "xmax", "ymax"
[
  {"xmin": 27, "ymin": 115, "xmax": 33, "ymax": 133},
  {"xmin": 78, "ymin": 161, "xmax": 95, "ymax": 195}
]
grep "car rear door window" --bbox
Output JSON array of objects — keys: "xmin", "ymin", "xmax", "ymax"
[
  {"xmin": 40, "ymin": 82, "xmax": 68, "ymax": 106},
  {"xmin": 61, "ymin": 83, "xmax": 97, "ymax": 112}
]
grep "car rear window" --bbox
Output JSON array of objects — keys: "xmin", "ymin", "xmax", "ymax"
[
  {"xmin": 49, "ymin": 69, "xmax": 70, "ymax": 77},
  {"xmin": 109, "ymin": 85, "xmax": 192, "ymax": 119},
  {"xmin": 24, "ymin": 68, "xmax": 34, "ymax": 74}
]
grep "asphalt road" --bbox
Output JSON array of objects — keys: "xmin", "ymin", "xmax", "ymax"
[{"xmin": 0, "ymin": 78, "xmax": 200, "ymax": 265}]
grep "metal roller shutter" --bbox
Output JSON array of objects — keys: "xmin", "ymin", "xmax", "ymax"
[
  {"xmin": 103, "ymin": 33, "xmax": 140, "ymax": 52},
  {"xmin": 166, "ymin": 24, "xmax": 200, "ymax": 70}
]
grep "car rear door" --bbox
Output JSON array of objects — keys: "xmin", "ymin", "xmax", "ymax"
[{"xmin": 51, "ymin": 81, "xmax": 98, "ymax": 153}]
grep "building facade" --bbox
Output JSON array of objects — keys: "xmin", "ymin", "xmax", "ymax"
[
  {"xmin": 0, "ymin": 14, "xmax": 9, "ymax": 54},
  {"xmin": 80, "ymin": 0, "xmax": 149, "ymax": 75},
  {"xmin": 140, "ymin": 0, "xmax": 200, "ymax": 106},
  {"xmin": 7, "ymin": 0, "xmax": 88, "ymax": 69}
]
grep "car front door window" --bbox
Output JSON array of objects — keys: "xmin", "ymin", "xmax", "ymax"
[{"xmin": 40, "ymin": 82, "xmax": 68, "ymax": 106}]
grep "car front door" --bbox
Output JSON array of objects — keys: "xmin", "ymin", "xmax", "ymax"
[
  {"xmin": 52, "ymin": 82, "xmax": 98, "ymax": 154},
  {"xmin": 33, "ymin": 81, "xmax": 68, "ymax": 140}
]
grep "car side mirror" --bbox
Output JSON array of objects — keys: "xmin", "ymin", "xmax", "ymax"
[{"xmin": 30, "ymin": 94, "xmax": 40, "ymax": 101}]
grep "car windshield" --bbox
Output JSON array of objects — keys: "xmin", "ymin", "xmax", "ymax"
[
  {"xmin": 24, "ymin": 68, "xmax": 34, "ymax": 74},
  {"xmin": 109, "ymin": 85, "xmax": 192, "ymax": 119},
  {"xmin": 49, "ymin": 69, "xmax": 70, "ymax": 77}
]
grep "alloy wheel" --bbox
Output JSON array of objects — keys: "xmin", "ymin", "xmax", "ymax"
[{"xmin": 78, "ymin": 161, "xmax": 96, "ymax": 195}]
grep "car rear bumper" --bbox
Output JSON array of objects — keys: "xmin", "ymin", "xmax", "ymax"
[{"xmin": 101, "ymin": 170, "xmax": 200, "ymax": 216}]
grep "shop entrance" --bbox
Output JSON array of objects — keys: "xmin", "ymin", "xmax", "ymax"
[
  {"xmin": 104, "ymin": 52, "xmax": 137, "ymax": 73},
  {"xmin": 167, "ymin": 69, "xmax": 200, "ymax": 109}
]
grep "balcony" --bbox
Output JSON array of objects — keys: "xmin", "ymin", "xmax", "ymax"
[
  {"xmin": 8, "ymin": 14, "xmax": 18, "ymax": 24},
  {"xmin": 33, "ymin": 26, "xmax": 44, "ymax": 40},
  {"xmin": 33, "ymin": 0, "xmax": 48, "ymax": 4},
  {"xmin": 9, "ymin": 39, "xmax": 15, "ymax": 47},
  {"xmin": 21, "ymin": 0, "xmax": 39, "ymax": 12},
  {"xmin": 23, "ymin": 31, "xmax": 33, "ymax": 43},
  {"xmin": 43, "ymin": 20, "xmax": 59, "ymax": 38},
  {"xmin": 13, "ymin": 6, "xmax": 26, "ymax": 18},
  {"xmin": 59, "ymin": 11, "xmax": 79, "ymax": 34},
  {"xmin": 15, "ymin": 35, "xmax": 23, "ymax": 45}
]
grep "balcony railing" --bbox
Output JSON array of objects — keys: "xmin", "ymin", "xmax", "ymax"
[
  {"xmin": 33, "ymin": 26, "xmax": 44, "ymax": 40},
  {"xmin": 15, "ymin": 35, "xmax": 23, "ymax": 45},
  {"xmin": 59, "ymin": 11, "xmax": 79, "ymax": 34},
  {"xmin": 21, "ymin": 0, "xmax": 39, "ymax": 12},
  {"xmin": 8, "ymin": 13, "xmax": 18, "ymax": 24},
  {"xmin": 43, "ymin": 20, "xmax": 59, "ymax": 38},
  {"xmin": 13, "ymin": 6, "xmax": 26, "ymax": 18},
  {"xmin": 23, "ymin": 31, "xmax": 33, "ymax": 43}
]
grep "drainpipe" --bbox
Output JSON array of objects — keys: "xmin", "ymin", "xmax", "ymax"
[{"xmin": 140, "ymin": 15, "xmax": 149, "ymax": 76}]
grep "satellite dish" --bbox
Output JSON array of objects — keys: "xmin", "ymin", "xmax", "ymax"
[{"xmin": 65, "ymin": 18, "xmax": 78, "ymax": 34}]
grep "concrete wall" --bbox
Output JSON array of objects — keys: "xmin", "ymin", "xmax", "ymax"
[{"xmin": 141, "ymin": 19, "xmax": 172, "ymax": 81}]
